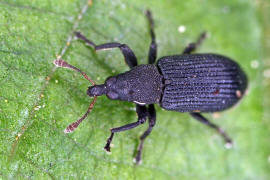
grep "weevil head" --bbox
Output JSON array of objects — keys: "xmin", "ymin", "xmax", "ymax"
[
  {"xmin": 86, "ymin": 76, "xmax": 120, "ymax": 99},
  {"xmin": 104, "ymin": 76, "xmax": 121, "ymax": 100},
  {"xmin": 86, "ymin": 76, "xmax": 132, "ymax": 100},
  {"xmin": 104, "ymin": 76, "xmax": 129, "ymax": 100}
]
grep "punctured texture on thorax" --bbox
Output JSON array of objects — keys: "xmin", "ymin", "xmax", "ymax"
[{"xmin": 115, "ymin": 64, "xmax": 163, "ymax": 104}]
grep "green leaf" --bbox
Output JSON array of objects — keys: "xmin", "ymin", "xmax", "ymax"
[{"xmin": 1, "ymin": 0, "xmax": 270, "ymax": 179}]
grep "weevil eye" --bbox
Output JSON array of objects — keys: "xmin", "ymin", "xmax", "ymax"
[{"xmin": 106, "ymin": 91, "xmax": 119, "ymax": 100}]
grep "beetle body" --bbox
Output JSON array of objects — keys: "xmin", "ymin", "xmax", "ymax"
[
  {"xmin": 55, "ymin": 10, "xmax": 248, "ymax": 164},
  {"xmin": 88, "ymin": 53, "xmax": 247, "ymax": 113}
]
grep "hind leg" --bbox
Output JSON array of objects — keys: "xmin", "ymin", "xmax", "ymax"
[
  {"xmin": 190, "ymin": 112, "xmax": 233, "ymax": 148},
  {"xmin": 182, "ymin": 32, "xmax": 207, "ymax": 54}
]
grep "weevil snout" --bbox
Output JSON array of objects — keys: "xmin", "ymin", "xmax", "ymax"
[{"xmin": 87, "ymin": 84, "xmax": 107, "ymax": 97}]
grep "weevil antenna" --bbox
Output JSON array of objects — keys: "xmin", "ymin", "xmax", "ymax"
[
  {"xmin": 64, "ymin": 96, "xmax": 97, "ymax": 133},
  {"xmin": 53, "ymin": 59, "xmax": 98, "ymax": 132},
  {"xmin": 53, "ymin": 59, "xmax": 96, "ymax": 86}
]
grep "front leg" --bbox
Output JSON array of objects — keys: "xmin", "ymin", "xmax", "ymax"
[
  {"xmin": 134, "ymin": 104, "xmax": 156, "ymax": 164},
  {"xmin": 145, "ymin": 10, "xmax": 157, "ymax": 64},
  {"xmin": 104, "ymin": 105, "xmax": 148, "ymax": 152},
  {"xmin": 75, "ymin": 31, "xmax": 138, "ymax": 68}
]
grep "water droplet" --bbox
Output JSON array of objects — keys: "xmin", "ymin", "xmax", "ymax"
[
  {"xmin": 250, "ymin": 60, "xmax": 259, "ymax": 69},
  {"xmin": 178, "ymin": 25, "xmax": 186, "ymax": 33}
]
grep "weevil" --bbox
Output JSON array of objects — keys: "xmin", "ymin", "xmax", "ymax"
[{"xmin": 54, "ymin": 10, "xmax": 247, "ymax": 164}]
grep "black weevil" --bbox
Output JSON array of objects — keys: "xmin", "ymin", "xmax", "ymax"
[{"xmin": 54, "ymin": 10, "xmax": 247, "ymax": 164}]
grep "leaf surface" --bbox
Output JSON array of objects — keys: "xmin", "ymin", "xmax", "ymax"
[{"xmin": 1, "ymin": 0, "xmax": 270, "ymax": 179}]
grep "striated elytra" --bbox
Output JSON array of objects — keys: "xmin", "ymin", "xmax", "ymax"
[{"xmin": 158, "ymin": 54, "xmax": 247, "ymax": 112}]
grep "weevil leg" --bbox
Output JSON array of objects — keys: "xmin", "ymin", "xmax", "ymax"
[
  {"xmin": 104, "ymin": 105, "xmax": 148, "ymax": 152},
  {"xmin": 75, "ymin": 31, "xmax": 137, "ymax": 68},
  {"xmin": 145, "ymin": 10, "xmax": 157, "ymax": 64},
  {"xmin": 190, "ymin": 112, "xmax": 233, "ymax": 147},
  {"xmin": 135, "ymin": 104, "xmax": 156, "ymax": 164},
  {"xmin": 182, "ymin": 32, "xmax": 207, "ymax": 54}
]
